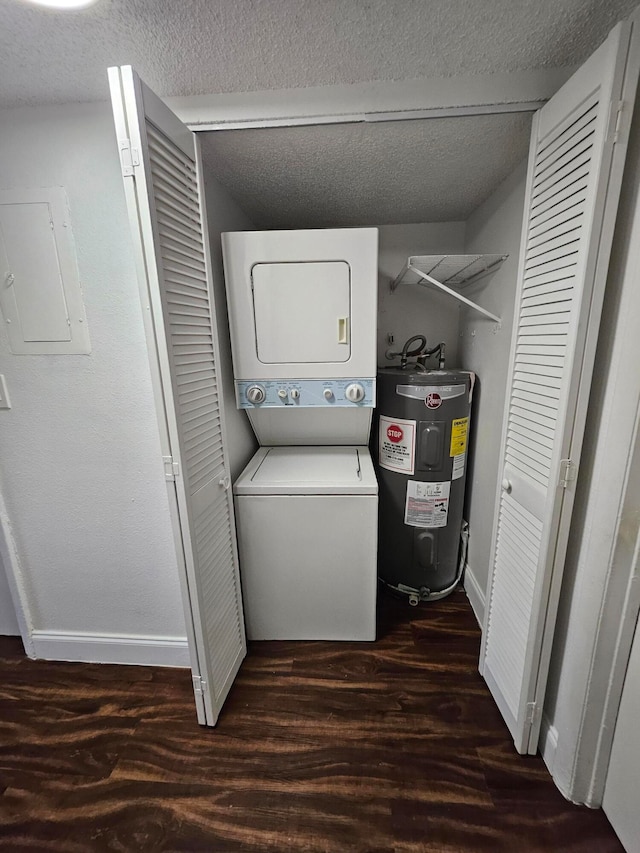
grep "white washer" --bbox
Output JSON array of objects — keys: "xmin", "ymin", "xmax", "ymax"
[{"xmin": 234, "ymin": 446, "xmax": 378, "ymax": 641}]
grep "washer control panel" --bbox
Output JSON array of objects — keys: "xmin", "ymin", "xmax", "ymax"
[{"xmin": 236, "ymin": 378, "xmax": 375, "ymax": 409}]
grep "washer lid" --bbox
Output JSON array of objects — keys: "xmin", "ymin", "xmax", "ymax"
[{"xmin": 233, "ymin": 446, "xmax": 378, "ymax": 495}]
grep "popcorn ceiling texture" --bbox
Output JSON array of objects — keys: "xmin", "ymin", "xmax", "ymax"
[
  {"xmin": 200, "ymin": 113, "xmax": 533, "ymax": 226},
  {"xmin": 0, "ymin": 0, "xmax": 637, "ymax": 108}
]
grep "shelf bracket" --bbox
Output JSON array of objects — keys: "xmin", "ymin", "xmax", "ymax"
[{"xmin": 404, "ymin": 263, "xmax": 502, "ymax": 324}]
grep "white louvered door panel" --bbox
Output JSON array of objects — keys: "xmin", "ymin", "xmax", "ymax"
[
  {"xmin": 109, "ymin": 66, "xmax": 246, "ymax": 726},
  {"xmin": 480, "ymin": 19, "xmax": 639, "ymax": 753}
]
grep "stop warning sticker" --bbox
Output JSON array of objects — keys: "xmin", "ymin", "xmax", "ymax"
[
  {"xmin": 450, "ymin": 417, "xmax": 469, "ymax": 457},
  {"xmin": 379, "ymin": 415, "xmax": 416, "ymax": 474}
]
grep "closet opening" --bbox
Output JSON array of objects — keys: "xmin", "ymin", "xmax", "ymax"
[{"xmin": 196, "ymin": 110, "xmax": 534, "ymax": 627}]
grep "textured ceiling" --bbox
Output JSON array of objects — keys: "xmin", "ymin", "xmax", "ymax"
[
  {"xmin": 200, "ymin": 113, "xmax": 533, "ymax": 228},
  {"xmin": 0, "ymin": 0, "xmax": 638, "ymax": 108},
  {"xmin": 2, "ymin": 0, "xmax": 632, "ymax": 226}
]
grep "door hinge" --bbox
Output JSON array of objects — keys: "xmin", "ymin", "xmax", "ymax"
[
  {"xmin": 118, "ymin": 138, "xmax": 140, "ymax": 176},
  {"xmin": 559, "ymin": 459, "xmax": 578, "ymax": 489},
  {"xmin": 525, "ymin": 701, "xmax": 540, "ymax": 726},
  {"xmin": 192, "ymin": 675, "xmax": 207, "ymax": 696},
  {"xmin": 163, "ymin": 455, "xmax": 180, "ymax": 481},
  {"xmin": 610, "ymin": 100, "xmax": 625, "ymax": 144}
]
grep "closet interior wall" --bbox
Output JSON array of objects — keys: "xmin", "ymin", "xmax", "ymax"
[{"xmin": 458, "ymin": 161, "xmax": 529, "ymax": 621}]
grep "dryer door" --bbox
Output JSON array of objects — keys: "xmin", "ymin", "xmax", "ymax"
[{"xmin": 252, "ymin": 261, "xmax": 351, "ymax": 363}]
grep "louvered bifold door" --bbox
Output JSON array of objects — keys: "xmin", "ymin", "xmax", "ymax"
[
  {"xmin": 109, "ymin": 66, "xmax": 246, "ymax": 726},
  {"xmin": 480, "ymin": 19, "xmax": 639, "ymax": 753}
]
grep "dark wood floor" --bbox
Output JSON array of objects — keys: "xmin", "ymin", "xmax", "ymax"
[{"xmin": 0, "ymin": 590, "xmax": 623, "ymax": 852}]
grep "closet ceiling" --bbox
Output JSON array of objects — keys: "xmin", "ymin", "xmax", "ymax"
[
  {"xmin": 0, "ymin": 0, "xmax": 638, "ymax": 108},
  {"xmin": 200, "ymin": 113, "xmax": 533, "ymax": 227}
]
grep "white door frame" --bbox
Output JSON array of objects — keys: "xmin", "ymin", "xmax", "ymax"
[
  {"xmin": 0, "ymin": 482, "xmax": 35, "ymax": 656},
  {"xmin": 166, "ymin": 70, "xmax": 571, "ymax": 132},
  {"xmin": 582, "ymin": 410, "xmax": 640, "ymax": 804}
]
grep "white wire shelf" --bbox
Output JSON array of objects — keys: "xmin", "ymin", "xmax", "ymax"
[{"xmin": 390, "ymin": 254, "xmax": 508, "ymax": 324}]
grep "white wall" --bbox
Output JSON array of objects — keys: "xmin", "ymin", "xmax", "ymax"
[
  {"xmin": 377, "ymin": 223, "xmax": 465, "ymax": 368},
  {"xmin": 201, "ymin": 162, "xmax": 258, "ymax": 479},
  {"xmin": 0, "ymin": 554, "xmax": 19, "ymax": 635},
  {"xmin": 458, "ymin": 162, "xmax": 527, "ymax": 620},
  {"xmin": 0, "ymin": 102, "xmax": 187, "ymax": 659}
]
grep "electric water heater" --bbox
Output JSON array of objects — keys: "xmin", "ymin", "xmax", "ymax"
[{"xmin": 375, "ymin": 368, "xmax": 473, "ymax": 603}]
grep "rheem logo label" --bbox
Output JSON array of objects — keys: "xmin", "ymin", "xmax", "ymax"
[
  {"xmin": 386, "ymin": 424, "xmax": 404, "ymax": 443},
  {"xmin": 426, "ymin": 392, "xmax": 442, "ymax": 409}
]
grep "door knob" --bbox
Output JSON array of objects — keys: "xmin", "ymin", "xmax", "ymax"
[{"xmin": 501, "ymin": 478, "xmax": 512, "ymax": 494}]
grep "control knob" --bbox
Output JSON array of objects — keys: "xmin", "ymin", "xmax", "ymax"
[
  {"xmin": 290, "ymin": 389, "xmax": 300, "ymax": 400},
  {"xmin": 323, "ymin": 388, "xmax": 334, "ymax": 401},
  {"xmin": 345, "ymin": 382, "xmax": 366, "ymax": 403},
  {"xmin": 246, "ymin": 385, "xmax": 266, "ymax": 404}
]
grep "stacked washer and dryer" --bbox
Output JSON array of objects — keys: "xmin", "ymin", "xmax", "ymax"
[{"xmin": 222, "ymin": 228, "xmax": 379, "ymax": 641}]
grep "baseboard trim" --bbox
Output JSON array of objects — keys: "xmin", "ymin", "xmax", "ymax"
[
  {"xmin": 463, "ymin": 562, "xmax": 485, "ymax": 627},
  {"xmin": 31, "ymin": 630, "xmax": 190, "ymax": 668},
  {"xmin": 540, "ymin": 712, "xmax": 559, "ymax": 774}
]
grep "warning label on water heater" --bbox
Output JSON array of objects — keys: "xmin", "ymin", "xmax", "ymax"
[
  {"xmin": 379, "ymin": 416, "xmax": 416, "ymax": 474},
  {"xmin": 404, "ymin": 480, "xmax": 451, "ymax": 528},
  {"xmin": 450, "ymin": 417, "xmax": 469, "ymax": 457}
]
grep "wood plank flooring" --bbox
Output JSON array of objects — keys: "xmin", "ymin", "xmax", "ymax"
[{"xmin": 0, "ymin": 590, "xmax": 623, "ymax": 852}]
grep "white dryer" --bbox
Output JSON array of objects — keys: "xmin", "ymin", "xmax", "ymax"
[
  {"xmin": 234, "ymin": 446, "xmax": 378, "ymax": 640},
  {"xmin": 222, "ymin": 228, "xmax": 378, "ymax": 445}
]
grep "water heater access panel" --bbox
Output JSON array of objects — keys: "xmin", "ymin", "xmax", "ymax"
[{"xmin": 221, "ymin": 228, "xmax": 378, "ymax": 382}]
